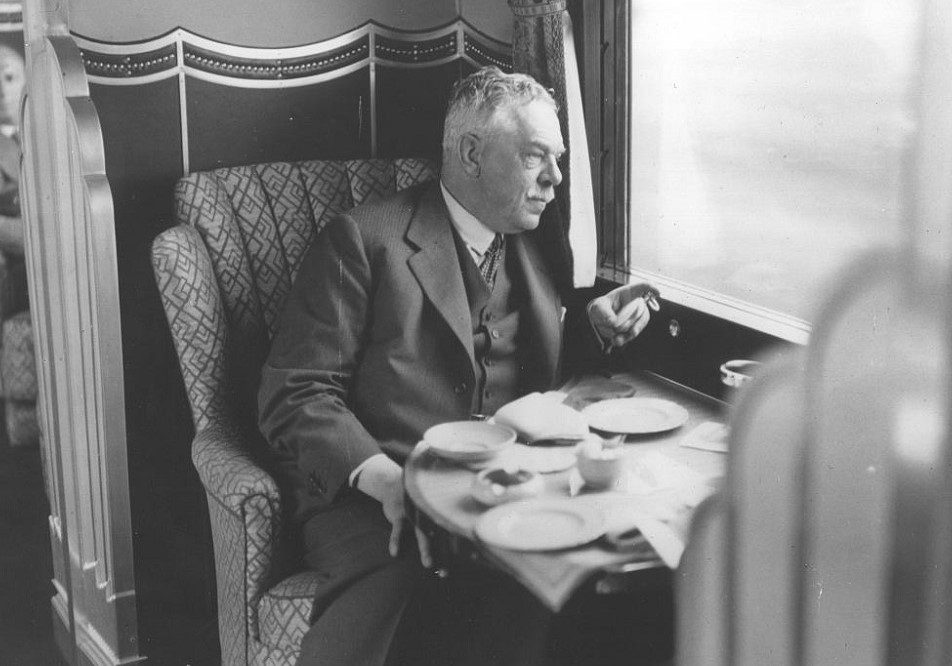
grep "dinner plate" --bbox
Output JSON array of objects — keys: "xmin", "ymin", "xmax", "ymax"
[
  {"xmin": 582, "ymin": 397, "xmax": 689, "ymax": 435},
  {"xmin": 475, "ymin": 498, "xmax": 605, "ymax": 551}
]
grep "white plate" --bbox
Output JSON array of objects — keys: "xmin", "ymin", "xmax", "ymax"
[
  {"xmin": 423, "ymin": 421, "xmax": 516, "ymax": 463},
  {"xmin": 582, "ymin": 397, "xmax": 689, "ymax": 435},
  {"xmin": 475, "ymin": 498, "xmax": 605, "ymax": 551}
]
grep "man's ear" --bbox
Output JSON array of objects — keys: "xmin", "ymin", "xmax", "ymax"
[{"xmin": 458, "ymin": 132, "xmax": 482, "ymax": 179}]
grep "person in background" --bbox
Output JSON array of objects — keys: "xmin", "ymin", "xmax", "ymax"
[
  {"xmin": 0, "ymin": 45, "xmax": 24, "ymax": 256},
  {"xmin": 259, "ymin": 66, "xmax": 659, "ymax": 665}
]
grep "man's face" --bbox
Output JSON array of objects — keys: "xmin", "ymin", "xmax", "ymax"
[
  {"xmin": 474, "ymin": 100, "xmax": 565, "ymax": 234},
  {"xmin": 0, "ymin": 49, "xmax": 24, "ymax": 127}
]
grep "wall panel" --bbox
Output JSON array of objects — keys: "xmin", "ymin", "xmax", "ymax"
[
  {"xmin": 375, "ymin": 62, "xmax": 461, "ymax": 158},
  {"xmin": 187, "ymin": 72, "xmax": 371, "ymax": 170},
  {"xmin": 70, "ymin": 0, "xmax": 459, "ymax": 47}
]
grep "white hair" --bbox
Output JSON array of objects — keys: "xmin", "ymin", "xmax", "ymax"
[{"xmin": 441, "ymin": 66, "xmax": 557, "ymax": 161}]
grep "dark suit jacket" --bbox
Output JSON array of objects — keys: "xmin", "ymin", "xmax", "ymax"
[{"xmin": 258, "ymin": 182, "xmax": 564, "ymax": 520}]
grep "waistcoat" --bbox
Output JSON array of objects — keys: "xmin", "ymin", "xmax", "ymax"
[{"xmin": 453, "ymin": 233, "xmax": 525, "ymax": 416}]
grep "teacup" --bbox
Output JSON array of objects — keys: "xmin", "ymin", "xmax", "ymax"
[
  {"xmin": 575, "ymin": 435, "xmax": 626, "ymax": 490},
  {"xmin": 719, "ymin": 359, "xmax": 761, "ymax": 388}
]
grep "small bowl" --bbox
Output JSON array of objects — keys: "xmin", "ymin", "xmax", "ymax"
[
  {"xmin": 423, "ymin": 421, "xmax": 517, "ymax": 463},
  {"xmin": 719, "ymin": 359, "xmax": 761, "ymax": 388},
  {"xmin": 471, "ymin": 466, "xmax": 544, "ymax": 506},
  {"xmin": 576, "ymin": 436, "xmax": 627, "ymax": 490}
]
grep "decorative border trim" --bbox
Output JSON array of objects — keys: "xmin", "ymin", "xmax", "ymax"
[
  {"xmin": 74, "ymin": 20, "xmax": 511, "ymax": 87},
  {"xmin": 184, "ymin": 36, "xmax": 370, "ymax": 80},
  {"xmin": 74, "ymin": 20, "xmax": 511, "ymax": 174},
  {"xmin": 376, "ymin": 32, "xmax": 456, "ymax": 64},
  {"xmin": 82, "ymin": 44, "xmax": 177, "ymax": 79},
  {"xmin": 463, "ymin": 33, "xmax": 510, "ymax": 71}
]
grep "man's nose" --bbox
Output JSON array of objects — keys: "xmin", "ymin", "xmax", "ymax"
[{"xmin": 540, "ymin": 156, "xmax": 562, "ymax": 188}]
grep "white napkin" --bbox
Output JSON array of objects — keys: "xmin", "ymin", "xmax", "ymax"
[
  {"xmin": 493, "ymin": 444, "xmax": 577, "ymax": 474},
  {"xmin": 492, "ymin": 392, "xmax": 589, "ymax": 442},
  {"xmin": 679, "ymin": 421, "xmax": 729, "ymax": 453},
  {"xmin": 602, "ymin": 505, "xmax": 686, "ymax": 569}
]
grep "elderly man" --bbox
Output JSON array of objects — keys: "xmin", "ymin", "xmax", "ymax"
[{"xmin": 259, "ymin": 66, "xmax": 658, "ymax": 665}]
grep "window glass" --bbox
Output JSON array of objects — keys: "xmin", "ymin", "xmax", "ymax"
[{"xmin": 628, "ymin": 0, "xmax": 920, "ymax": 323}]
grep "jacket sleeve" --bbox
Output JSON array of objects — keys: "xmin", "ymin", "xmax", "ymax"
[
  {"xmin": 560, "ymin": 284, "xmax": 614, "ymax": 381},
  {"xmin": 258, "ymin": 213, "xmax": 383, "ymax": 510}
]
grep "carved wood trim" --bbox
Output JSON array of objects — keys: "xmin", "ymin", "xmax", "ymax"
[
  {"xmin": 22, "ymin": 2, "xmax": 142, "ymax": 662},
  {"xmin": 74, "ymin": 20, "xmax": 512, "ymax": 87}
]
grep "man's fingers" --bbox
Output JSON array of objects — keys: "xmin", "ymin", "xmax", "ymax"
[
  {"xmin": 632, "ymin": 308, "xmax": 651, "ymax": 336},
  {"xmin": 613, "ymin": 298, "xmax": 649, "ymax": 334},
  {"xmin": 612, "ymin": 308, "xmax": 650, "ymax": 347},
  {"xmin": 389, "ymin": 521, "xmax": 403, "ymax": 557},
  {"xmin": 414, "ymin": 525, "xmax": 433, "ymax": 568},
  {"xmin": 613, "ymin": 296, "xmax": 644, "ymax": 328}
]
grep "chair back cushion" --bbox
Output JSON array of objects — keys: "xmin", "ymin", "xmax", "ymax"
[{"xmin": 154, "ymin": 157, "xmax": 438, "ymax": 432}]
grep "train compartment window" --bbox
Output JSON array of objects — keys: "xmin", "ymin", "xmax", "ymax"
[{"xmin": 589, "ymin": 0, "xmax": 921, "ymax": 343}]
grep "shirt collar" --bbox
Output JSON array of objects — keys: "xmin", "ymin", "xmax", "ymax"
[{"xmin": 440, "ymin": 180, "xmax": 497, "ymax": 257}]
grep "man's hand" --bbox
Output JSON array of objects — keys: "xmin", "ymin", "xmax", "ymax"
[
  {"xmin": 354, "ymin": 455, "xmax": 433, "ymax": 568},
  {"xmin": 586, "ymin": 283, "xmax": 661, "ymax": 350}
]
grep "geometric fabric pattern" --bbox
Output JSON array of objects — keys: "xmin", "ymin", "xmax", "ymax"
[
  {"xmin": 152, "ymin": 157, "xmax": 437, "ymax": 666},
  {"xmin": 0, "ymin": 252, "xmax": 37, "ymax": 448},
  {"xmin": 257, "ymin": 571, "xmax": 327, "ymax": 650},
  {"xmin": 2, "ymin": 310, "xmax": 38, "ymax": 400}
]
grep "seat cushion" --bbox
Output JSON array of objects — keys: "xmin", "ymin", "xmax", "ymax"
[
  {"xmin": 256, "ymin": 571, "xmax": 325, "ymax": 650},
  {"xmin": 1, "ymin": 310, "xmax": 36, "ymax": 401}
]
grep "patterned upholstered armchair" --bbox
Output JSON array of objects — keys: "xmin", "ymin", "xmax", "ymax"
[
  {"xmin": 151, "ymin": 158, "xmax": 438, "ymax": 665},
  {"xmin": 0, "ymin": 253, "xmax": 38, "ymax": 448}
]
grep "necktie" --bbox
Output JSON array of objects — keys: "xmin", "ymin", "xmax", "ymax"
[{"xmin": 479, "ymin": 234, "xmax": 504, "ymax": 291}]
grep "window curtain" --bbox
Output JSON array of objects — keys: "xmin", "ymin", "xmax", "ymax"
[{"xmin": 509, "ymin": 0, "xmax": 597, "ymax": 289}]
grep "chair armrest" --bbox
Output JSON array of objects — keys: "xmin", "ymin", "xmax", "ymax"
[
  {"xmin": 194, "ymin": 422, "xmax": 287, "ymax": 651},
  {"xmin": 192, "ymin": 422, "xmax": 281, "ymax": 515}
]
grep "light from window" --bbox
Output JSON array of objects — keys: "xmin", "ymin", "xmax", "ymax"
[{"xmin": 628, "ymin": 0, "xmax": 920, "ymax": 326}]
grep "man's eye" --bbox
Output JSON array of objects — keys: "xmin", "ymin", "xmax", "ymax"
[{"xmin": 523, "ymin": 154, "xmax": 543, "ymax": 167}]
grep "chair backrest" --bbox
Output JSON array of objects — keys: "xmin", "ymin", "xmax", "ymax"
[
  {"xmin": 153, "ymin": 157, "xmax": 438, "ymax": 434},
  {"xmin": 678, "ymin": 250, "xmax": 952, "ymax": 666}
]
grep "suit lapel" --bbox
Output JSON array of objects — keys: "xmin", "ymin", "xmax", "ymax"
[
  {"xmin": 406, "ymin": 184, "xmax": 478, "ymax": 380},
  {"xmin": 509, "ymin": 232, "xmax": 562, "ymax": 389}
]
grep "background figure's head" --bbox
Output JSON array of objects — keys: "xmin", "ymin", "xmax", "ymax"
[
  {"xmin": 0, "ymin": 46, "xmax": 24, "ymax": 129},
  {"xmin": 441, "ymin": 66, "xmax": 564, "ymax": 234}
]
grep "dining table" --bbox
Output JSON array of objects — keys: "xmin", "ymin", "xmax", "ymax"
[{"xmin": 404, "ymin": 370, "xmax": 729, "ymax": 612}]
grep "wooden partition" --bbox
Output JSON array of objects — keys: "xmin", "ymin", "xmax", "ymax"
[{"xmin": 20, "ymin": 2, "xmax": 141, "ymax": 664}]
